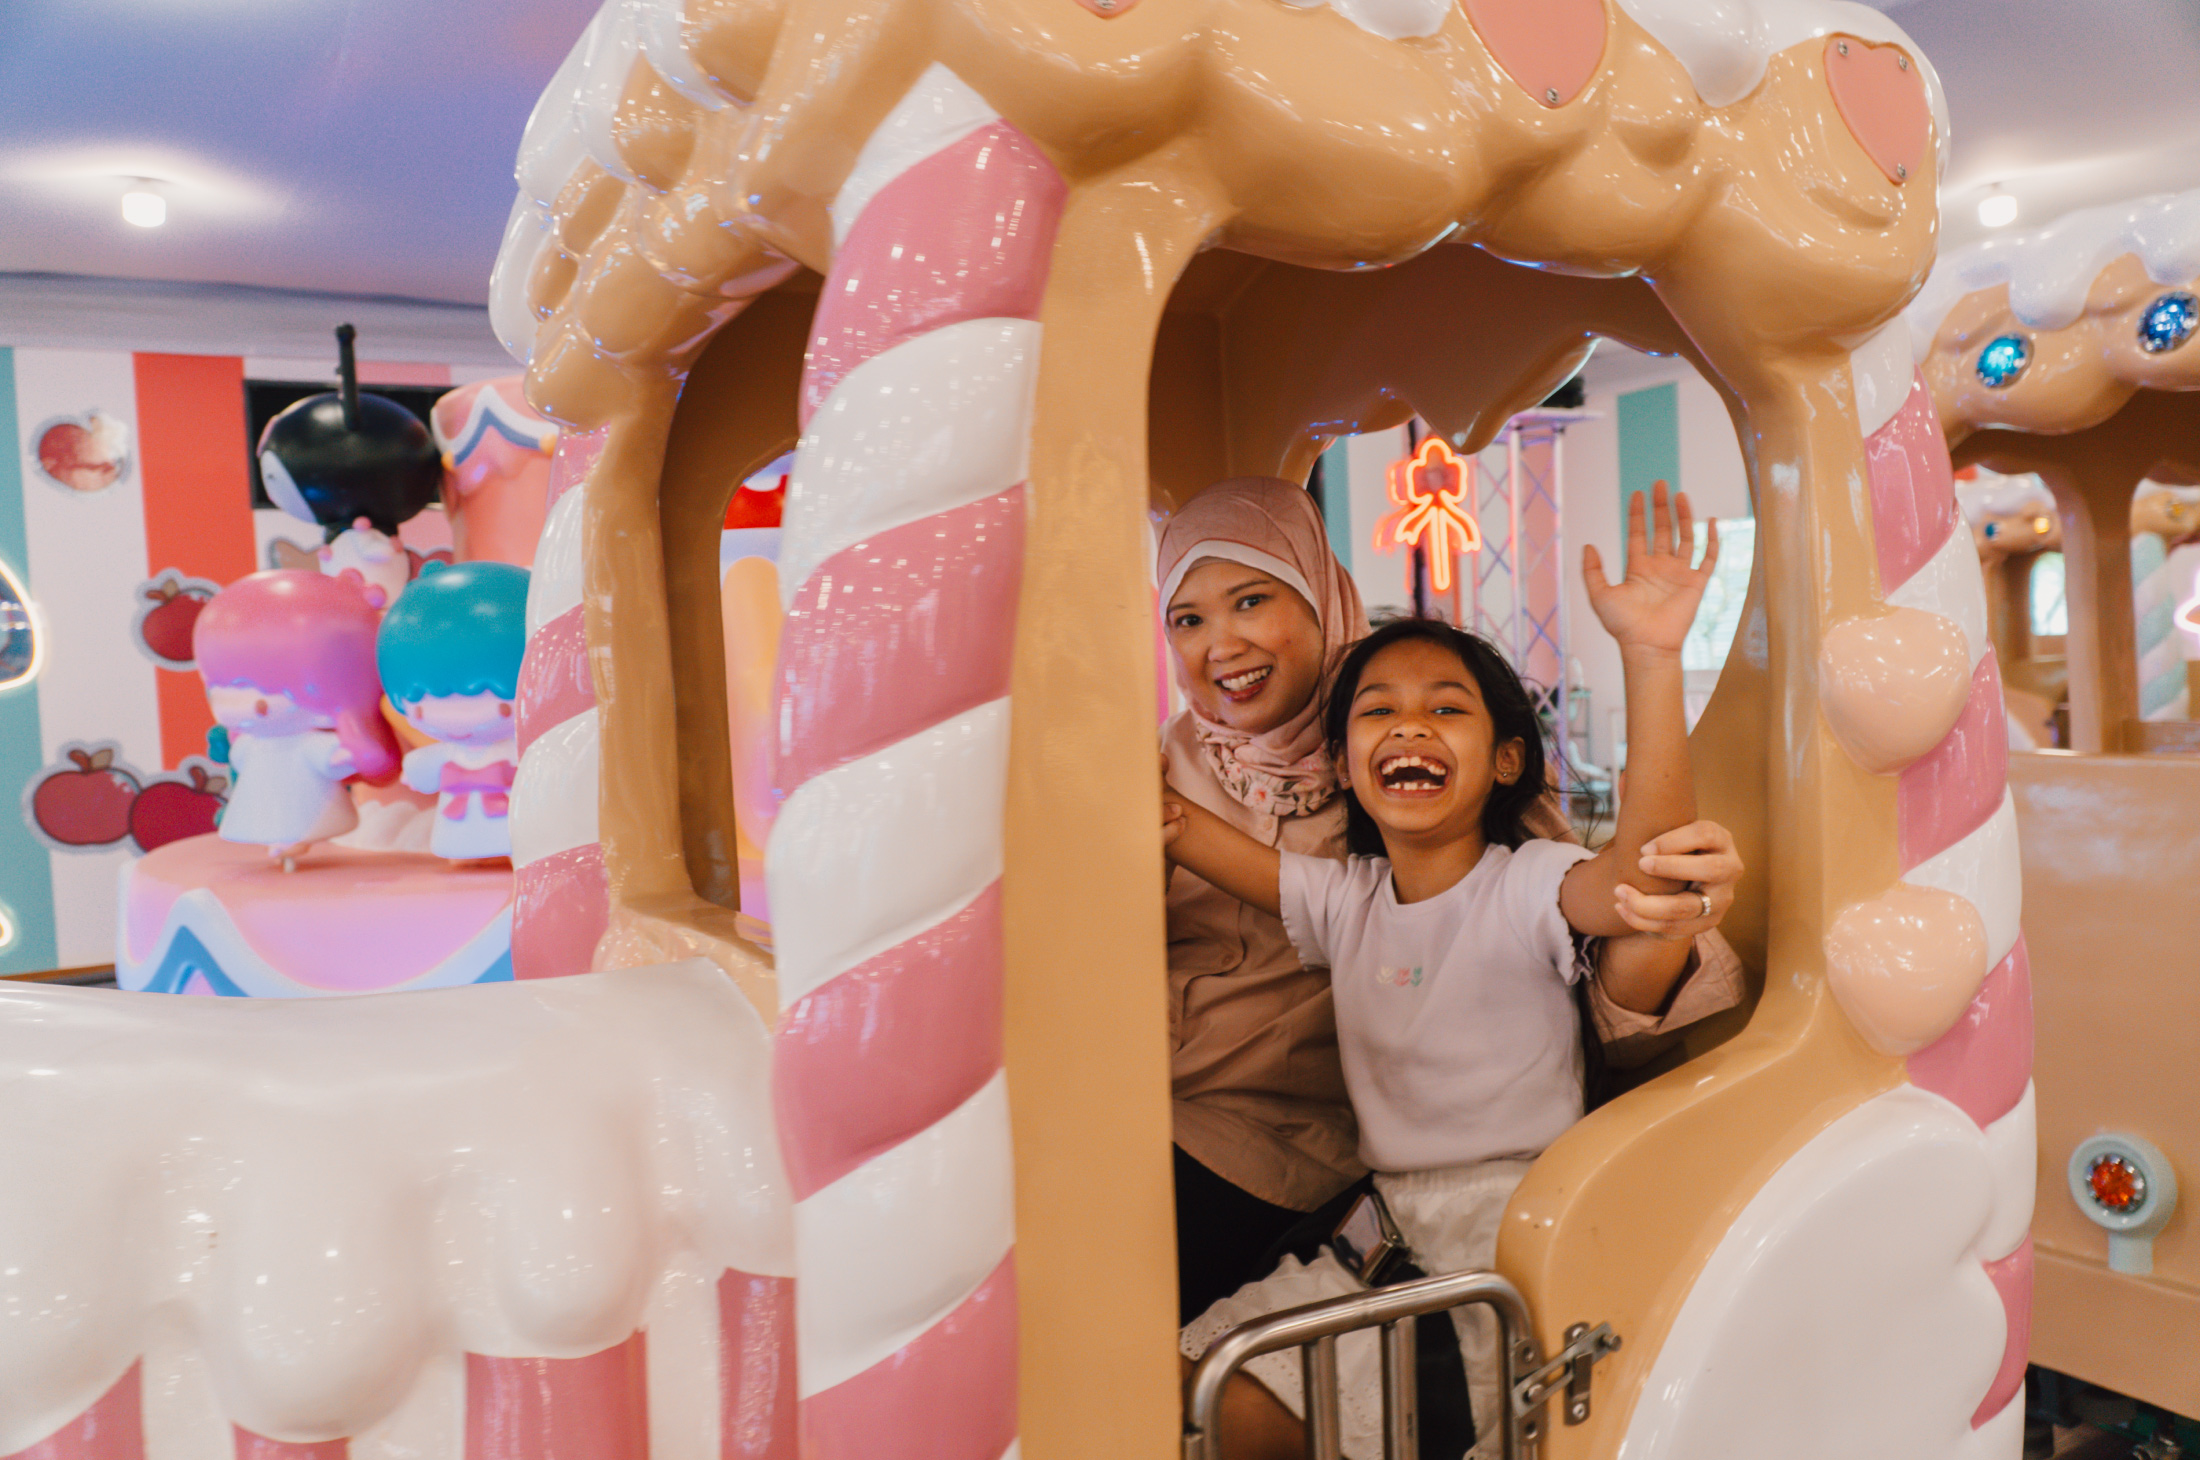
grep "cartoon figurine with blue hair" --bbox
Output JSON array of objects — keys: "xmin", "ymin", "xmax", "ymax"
[{"xmin": 375, "ymin": 561, "xmax": 530, "ymax": 862}]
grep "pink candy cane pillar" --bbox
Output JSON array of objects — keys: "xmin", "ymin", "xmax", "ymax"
[
  {"xmin": 1864, "ymin": 359, "xmax": 2036, "ymax": 1432},
  {"xmin": 766, "ymin": 65, "xmax": 1064, "ymax": 1460}
]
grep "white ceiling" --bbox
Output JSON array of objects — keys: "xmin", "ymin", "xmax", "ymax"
[{"xmin": 0, "ymin": 0, "xmax": 2195, "ymax": 313}]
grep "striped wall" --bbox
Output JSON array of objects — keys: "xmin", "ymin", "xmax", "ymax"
[{"xmin": 0, "ymin": 348, "xmax": 492, "ymax": 976}]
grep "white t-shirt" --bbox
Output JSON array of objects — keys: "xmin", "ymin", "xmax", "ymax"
[{"xmin": 1278, "ymin": 839, "xmax": 1596, "ymax": 1174}]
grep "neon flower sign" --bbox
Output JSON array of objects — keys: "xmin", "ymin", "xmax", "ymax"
[{"xmin": 1373, "ymin": 436, "xmax": 1482, "ymax": 593}]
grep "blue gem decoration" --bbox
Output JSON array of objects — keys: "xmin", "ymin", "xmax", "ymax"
[
  {"xmin": 2140, "ymin": 292, "xmax": 2197, "ymax": 355},
  {"xmin": 1976, "ymin": 334, "xmax": 2030, "ymax": 389}
]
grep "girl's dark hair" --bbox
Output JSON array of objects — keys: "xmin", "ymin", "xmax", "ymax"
[{"xmin": 1321, "ymin": 617, "xmax": 1551, "ymax": 857}]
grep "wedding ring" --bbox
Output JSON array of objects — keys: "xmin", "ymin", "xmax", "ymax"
[{"xmin": 1697, "ymin": 890, "xmax": 1713, "ymax": 919}]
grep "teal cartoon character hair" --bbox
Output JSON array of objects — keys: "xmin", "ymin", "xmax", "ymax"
[{"xmin": 375, "ymin": 560, "xmax": 531, "ymax": 708}]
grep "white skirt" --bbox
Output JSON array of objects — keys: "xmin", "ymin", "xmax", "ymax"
[{"xmin": 1181, "ymin": 1158, "xmax": 1533, "ymax": 1460}]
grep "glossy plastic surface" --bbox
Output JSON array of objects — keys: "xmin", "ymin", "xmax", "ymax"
[
  {"xmin": 430, "ymin": 378, "xmax": 558, "ymax": 568},
  {"xmin": 3, "ymin": 0, "xmax": 2027, "ymax": 1454},
  {"xmin": 0, "ymin": 963, "xmax": 789, "ymax": 1455}
]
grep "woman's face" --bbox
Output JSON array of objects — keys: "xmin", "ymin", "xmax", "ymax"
[{"xmin": 1165, "ymin": 558, "xmax": 1325, "ymax": 736}]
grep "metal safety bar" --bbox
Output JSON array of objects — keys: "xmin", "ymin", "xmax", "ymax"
[{"xmin": 1184, "ymin": 1269, "xmax": 1588, "ymax": 1460}]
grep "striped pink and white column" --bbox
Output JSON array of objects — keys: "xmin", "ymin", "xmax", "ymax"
[
  {"xmin": 765, "ymin": 64, "xmax": 1064, "ymax": 1460},
  {"xmin": 1836, "ymin": 318, "xmax": 2035, "ymax": 1437},
  {"xmin": 510, "ymin": 429, "xmax": 610, "ymax": 982}
]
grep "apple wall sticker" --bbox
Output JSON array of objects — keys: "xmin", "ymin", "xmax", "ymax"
[
  {"xmin": 29, "ymin": 410, "xmax": 131, "ymax": 493},
  {"xmin": 133, "ymin": 569, "xmax": 222, "ymax": 669},
  {"xmin": 22, "ymin": 741, "xmax": 147, "ymax": 852}
]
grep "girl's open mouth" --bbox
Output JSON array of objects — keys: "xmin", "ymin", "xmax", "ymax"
[
  {"xmin": 1216, "ymin": 665, "xmax": 1272, "ymax": 702},
  {"xmin": 1376, "ymin": 754, "xmax": 1449, "ymax": 796}
]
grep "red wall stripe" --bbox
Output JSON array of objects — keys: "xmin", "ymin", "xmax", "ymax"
[{"xmin": 133, "ymin": 353, "xmax": 257, "ymax": 769}]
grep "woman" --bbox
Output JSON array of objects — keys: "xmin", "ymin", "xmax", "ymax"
[{"xmin": 1157, "ymin": 477, "xmax": 1743, "ymax": 1324}]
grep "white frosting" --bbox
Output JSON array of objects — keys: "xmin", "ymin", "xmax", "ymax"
[
  {"xmin": 1277, "ymin": 0, "xmax": 1449, "ymax": 42},
  {"xmin": 496, "ymin": 0, "xmax": 743, "ymax": 364},
  {"xmin": 0, "ymin": 963, "xmax": 789, "ymax": 1451},
  {"xmin": 1953, "ymin": 467, "xmax": 2054, "ymax": 524},
  {"xmin": 487, "ymin": 196, "xmax": 550, "ymax": 366},
  {"xmin": 1615, "ymin": 0, "xmax": 1948, "ymax": 172},
  {"xmin": 1909, "ymin": 184, "xmax": 2200, "ymax": 351},
  {"xmin": 432, "ymin": 378, "xmax": 559, "ymax": 459},
  {"xmin": 1903, "ymin": 790, "xmax": 2022, "ymax": 971},
  {"xmin": 1618, "ymin": 1084, "xmax": 2007, "ymax": 1460}
]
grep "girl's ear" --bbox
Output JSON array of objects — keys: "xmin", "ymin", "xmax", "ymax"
[{"xmin": 1494, "ymin": 737, "xmax": 1525, "ymax": 786}]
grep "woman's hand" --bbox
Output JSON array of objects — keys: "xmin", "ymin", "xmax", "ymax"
[
  {"xmin": 1162, "ymin": 795, "xmax": 1187, "ymax": 855},
  {"xmin": 1612, "ymin": 819, "xmax": 1741, "ymax": 939},
  {"xmin": 1582, "ymin": 481, "xmax": 1719, "ymax": 658}
]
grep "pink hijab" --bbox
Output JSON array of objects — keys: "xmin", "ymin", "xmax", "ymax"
[{"xmin": 1157, "ymin": 478, "xmax": 1368, "ymax": 818}]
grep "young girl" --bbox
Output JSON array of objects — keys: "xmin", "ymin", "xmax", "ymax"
[
  {"xmin": 1165, "ymin": 485, "xmax": 1727, "ymax": 1460},
  {"xmin": 374, "ymin": 560, "xmax": 530, "ymax": 862},
  {"xmin": 194, "ymin": 570, "xmax": 403, "ymax": 864}
]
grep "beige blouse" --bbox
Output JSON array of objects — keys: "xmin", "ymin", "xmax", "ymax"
[{"xmin": 1162, "ymin": 713, "xmax": 1745, "ymax": 1212}]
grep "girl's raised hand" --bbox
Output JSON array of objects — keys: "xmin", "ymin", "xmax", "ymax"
[{"xmin": 1582, "ymin": 481, "xmax": 1718, "ymax": 657}]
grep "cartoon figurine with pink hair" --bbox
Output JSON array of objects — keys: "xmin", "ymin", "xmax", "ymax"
[{"xmin": 192, "ymin": 570, "xmax": 402, "ymax": 866}]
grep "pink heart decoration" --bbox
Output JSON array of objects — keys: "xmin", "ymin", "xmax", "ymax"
[
  {"xmin": 1824, "ymin": 35, "xmax": 1931, "ymax": 186},
  {"xmin": 1466, "ymin": 0, "xmax": 1607, "ymax": 108}
]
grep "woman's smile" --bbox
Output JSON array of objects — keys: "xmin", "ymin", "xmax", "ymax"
[{"xmin": 1216, "ymin": 663, "xmax": 1275, "ymax": 702}]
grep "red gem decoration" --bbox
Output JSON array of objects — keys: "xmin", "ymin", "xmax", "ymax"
[
  {"xmin": 2087, "ymin": 1155, "xmax": 2145, "ymax": 1213},
  {"xmin": 1373, "ymin": 437, "xmax": 1483, "ymax": 594}
]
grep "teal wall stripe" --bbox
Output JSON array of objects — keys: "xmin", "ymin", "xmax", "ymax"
[
  {"xmin": 1320, "ymin": 440, "xmax": 1352, "ymax": 570},
  {"xmin": 1617, "ymin": 382, "xmax": 1680, "ymax": 562},
  {"xmin": 0, "ymin": 348, "xmax": 58, "ymax": 974}
]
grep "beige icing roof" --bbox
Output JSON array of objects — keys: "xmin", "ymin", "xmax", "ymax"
[{"xmin": 492, "ymin": 0, "xmax": 1946, "ymax": 415}]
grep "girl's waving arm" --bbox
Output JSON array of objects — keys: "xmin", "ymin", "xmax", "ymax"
[
  {"xmin": 1561, "ymin": 482, "xmax": 1718, "ymax": 941},
  {"xmin": 1162, "ymin": 785, "xmax": 1283, "ymax": 918}
]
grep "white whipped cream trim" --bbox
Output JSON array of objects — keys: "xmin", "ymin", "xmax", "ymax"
[{"xmin": 1910, "ymin": 185, "xmax": 2200, "ymax": 352}]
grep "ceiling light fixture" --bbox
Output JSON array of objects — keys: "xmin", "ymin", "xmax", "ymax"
[
  {"xmin": 120, "ymin": 184, "xmax": 166, "ymax": 229},
  {"xmin": 1977, "ymin": 189, "xmax": 2018, "ymax": 229}
]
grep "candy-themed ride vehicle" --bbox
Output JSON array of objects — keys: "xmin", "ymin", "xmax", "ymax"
[
  {"xmin": 1915, "ymin": 186, "xmax": 2200, "ymax": 1430},
  {"xmin": 0, "ymin": 1, "xmax": 2031, "ymax": 1457}
]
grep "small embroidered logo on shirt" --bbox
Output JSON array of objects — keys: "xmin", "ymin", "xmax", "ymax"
[{"xmin": 1376, "ymin": 965, "xmax": 1423, "ymax": 988}]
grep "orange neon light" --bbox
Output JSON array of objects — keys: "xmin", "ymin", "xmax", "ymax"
[{"xmin": 1372, "ymin": 436, "xmax": 1482, "ymax": 593}]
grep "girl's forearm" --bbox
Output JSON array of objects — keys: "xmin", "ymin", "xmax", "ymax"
[
  {"xmin": 1594, "ymin": 927, "xmax": 1695, "ymax": 1015},
  {"xmin": 1164, "ymin": 791, "xmax": 1284, "ymax": 917},
  {"xmin": 1610, "ymin": 643, "xmax": 1693, "ymax": 894}
]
